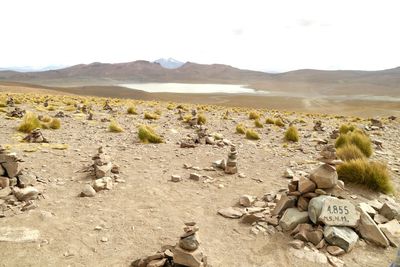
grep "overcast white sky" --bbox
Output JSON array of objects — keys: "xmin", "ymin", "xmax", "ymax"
[{"xmin": 1, "ymin": 0, "xmax": 399, "ymax": 72}]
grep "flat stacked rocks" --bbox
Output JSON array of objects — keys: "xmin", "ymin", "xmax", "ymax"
[
  {"xmin": 224, "ymin": 145, "xmax": 238, "ymax": 174},
  {"xmin": 0, "ymin": 146, "xmax": 40, "ymax": 214},
  {"xmin": 131, "ymin": 223, "xmax": 209, "ymax": 267},
  {"xmin": 6, "ymin": 97, "xmax": 15, "ymax": 107},
  {"xmin": 81, "ymin": 147, "xmax": 120, "ymax": 197},
  {"xmin": 6, "ymin": 107, "xmax": 25, "ymax": 118},
  {"xmin": 23, "ymin": 128, "xmax": 48, "ymax": 143}
]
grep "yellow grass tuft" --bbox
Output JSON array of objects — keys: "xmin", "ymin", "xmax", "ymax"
[
  {"xmin": 144, "ymin": 112, "xmax": 159, "ymax": 120},
  {"xmin": 245, "ymin": 129, "xmax": 260, "ymax": 140},
  {"xmin": 127, "ymin": 106, "xmax": 138, "ymax": 114},
  {"xmin": 337, "ymin": 159, "xmax": 394, "ymax": 194},
  {"xmin": 274, "ymin": 119, "xmax": 285, "ymax": 127},
  {"xmin": 254, "ymin": 119, "xmax": 263, "ymax": 128},
  {"xmin": 337, "ymin": 144, "xmax": 366, "ymax": 161},
  {"xmin": 248, "ymin": 111, "xmax": 260, "ymax": 120},
  {"xmin": 109, "ymin": 120, "xmax": 124, "ymax": 132},
  {"xmin": 138, "ymin": 125, "xmax": 163, "ymax": 143},
  {"xmin": 339, "ymin": 124, "xmax": 356, "ymax": 134},
  {"xmin": 18, "ymin": 112, "xmax": 41, "ymax": 133},
  {"xmin": 284, "ymin": 126, "xmax": 299, "ymax": 142},
  {"xmin": 335, "ymin": 131, "xmax": 373, "ymax": 157},
  {"xmin": 265, "ymin": 118, "xmax": 275, "ymax": 124},
  {"xmin": 197, "ymin": 113, "xmax": 207, "ymax": 125},
  {"xmin": 236, "ymin": 123, "xmax": 246, "ymax": 134}
]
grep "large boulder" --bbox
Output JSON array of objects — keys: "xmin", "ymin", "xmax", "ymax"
[
  {"xmin": 324, "ymin": 226, "xmax": 359, "ymax": 252},
  {"xmin": 279, "ymin": 208, "xmax": 309, "ymax": 231},
  {"xmin": 310, "ymin": 164, "xmax": 338, "ymax": 189},
  {"xmin": 308, "ymin": 195, "xmax": 333, "ymax": 224},
  {"xmin": 318, "ymin": 198, "xmax": 360, "ymax": 227},
  {"xmin": 357, "ymin": 209, "xmax": 389, "ymax": 247}
]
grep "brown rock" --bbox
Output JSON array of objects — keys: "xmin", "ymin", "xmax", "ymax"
[
  {"xmin": 239, "ymin": 195, "xmax": 256, "ymax": 207},
  {"xmin": 380, "ymin": 202, "xmax": 400, "ymax": 220},
  {"xmin": 298, "ymin": 177, "xmax": 316, "ymax": 194},
  {"xmin": 288, "ymin": 240, "xmax": 304, "ymax": 249},
  {"xmin": 306, "ymin": 230, "xmax": 323, "ymax": 246},
  {"xmin": 172, "ymin": 245, "xmax": 205, "ymax": 267},
  {"xmin": 379, "ymin": 219, "xmax": 400, "ymax": 247},
  {"xmin": 326, "ymin": 245, "xmax": 345, "ymax": 256},
  {"xmin": 272, "ymin": 195, "xmax": 296, "ymax": 216},
  {"xmin": 297, "ymin": 196, "xmax": 309, "ymax": 211},
  {"xmin": 0, "ymin": 176, "xmax": 9, "ymax": 188},
  {"xmin": 309, "ymin": 164, "xmax": 338, "ymax": 189},
  {"xmin": 218, "ymin": 207, "xmax": 243, "ymax": 219},
  {"xmin": 374, "ymin": 214, "xmax": 389, "ymax": 224}
]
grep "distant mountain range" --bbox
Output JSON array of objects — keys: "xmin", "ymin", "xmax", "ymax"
[{"xmin": 0, "ymin": 60, "xmax": 399, "ymax": 97}]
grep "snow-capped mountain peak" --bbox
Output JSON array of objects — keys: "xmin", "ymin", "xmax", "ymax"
[{"xmin": 154, "ymin": 58, "xmax": 185, "ymax": 69}]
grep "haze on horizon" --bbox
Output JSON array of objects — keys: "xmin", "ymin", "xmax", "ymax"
[{"xmin": 1, "ymin": 0, "xmax": 399, "ymax": 73}]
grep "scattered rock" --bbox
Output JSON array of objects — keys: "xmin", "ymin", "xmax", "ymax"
[
  {"xmin": 171, "ymin": 175, "xmax": 182, "ymax": 182},
  {"xmin": 0, "ymin": 227, "xmax": 40, "ymax": 243},
  {"xmin": 92, "ymin": 177, "xmax": 113, "ymax": 192},
  {"xmin": 81, "ymin": 184, "xmax": 96, "ymax": 197},
  {"xmin": 13, "ymin": 186, "xmax": 39, "ymax": 201},
  {"xmin": 379, "ymin": 219, "xmax": 400, "ymax": 247},
  {"xmin": 284, "ymin": 168, "xmax": 294, "ymax": 178},
  {"xmin": 189, "ymin": 173, "xmax": 201, "ymax": 181},
  {"xmin": 357, "ymin": 209, "xmax": 389, "ymax": 247},
  {"xmin": 324, "ymin": 226, "xmax": 359, "ymax": 252},
  {"xmin": 218, "ymin": 207, "xmax": 243, "ymax": 219},
  {"xmin": 239, "ymin": 195, "xmax": 256, "ymax": 207},
  {"xmin": 326, "ymin": 245, "xmax": 345, "ymax": 256},
  {"xmin": 379, "ymin": 202, "xmax": 400, "ymax": 220},
  {"xmin": 279, "ymin": 208, "xmax": 309, "ymax": 231}
]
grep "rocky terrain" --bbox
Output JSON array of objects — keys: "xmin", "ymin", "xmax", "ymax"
[{"xmin": 0, "ymin": 90, "xmax": 399, "ymax": 267}]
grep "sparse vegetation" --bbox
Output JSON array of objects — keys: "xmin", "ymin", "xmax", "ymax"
[
  {"xmin": 337, "ymin": 144, "xmax": 366, "ymax": 161},
  {"xmin": 265, "ymin": 118, "xmax": 275, "ymax": 124},
  {"xmin": 245, "ymin": 129, "xmax": 260, "ymax": 140},
  {"xmin": 274, "ymin": 118, "xmax": 285, "ymax": 127},
  {"xmin": 248, "ymin": 111, "xmax": 260, "ymax": 120},
  {"xmin": 337, "ymin": 159, "xmax": 394, "ymax": 194},
  {"xmin": 49, "ymin": 118, "xmax": 61, "ymax": 129},
  {"xmin": 254, "ymin": 119, "xmax": 263, "ymax": 128},
  {"xmin": 127, "ymin": 106, "xmax": 137, "ymax": 114},
  {"xmin": 197, "ymin": 113, "xmax": 207, "ymax": 125},
  {"xmin": 144, "ymin": 112, "xmax": 159, "ymax": 120},
  {"xmin": 339, "ymin": 124, "xmax": 356, "ymax": 134},
  {"xmin": 236, "ymin": 123, "xmax": 246, "ymax": 134},
  {"xmin": 138, "ymin": 125, "xmax": 163, "ymax": 143},
  {"xmin": 284, "ymin": 126, "xmax": 299, "ymax": 142},
  {"xmin": 335, "ymin": 131, "xmax": 373, "ymax": 157},
  {"xmin": 18, "ymin": 112, "xmax": 41, "ymax": 133},
  {"xmin": 109, "ymin": 120, "xmax": 124, "ymax": 132}
]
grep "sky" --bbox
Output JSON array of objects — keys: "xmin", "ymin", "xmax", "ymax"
[{"xmin": 1, "ymin": 0, "xmax": 399, "ymax": 72}]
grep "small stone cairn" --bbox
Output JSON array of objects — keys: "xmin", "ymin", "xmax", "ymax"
[
  {"xmin": 188, "ymin": 110, "xmax": 198, "ymax": 127},
  {"xmin": 313, "ymin": 120, "xmax": 325, "ymax": 132},
  {"xmin": 6, "ymin": 107, "xmax": 25, "ymax": 118},
  {"xmin": 103, "ymin": 100, "xmax": 113, "ymax": 112},
  {"xmin": 131, "ymin": 223, "xmax": 209, "ymax": 267},
  {"xmin": 6, "ymin": 97, "xmax": 15, "ymax": 107},
  {"xmin": 0, "ymin": 145, "xmax": 40, "ymax": 214},
  {"xmin": 218, "ymin": 144, "xmax": 400, "ymax": 265},
  {"xmin": 224, "ymin": 145, "xmax": 238, "ymax": 174},
  {"xmin": 81, "ymin": 147, "xmax": 120, "ymax": 197},
  {"xmin": 23, "ymin": 128, "xmax": 48, "ymax": 143}
]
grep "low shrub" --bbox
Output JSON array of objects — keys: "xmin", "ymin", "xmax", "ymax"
[
  {"xmin": 236, "ymin": 123, "xmax": 246, "ymax": 134},
  {"xmin": 144, "ymin": 112, "xmax": 159, "ymax": 120},
  {"xmin": 274, "ymin": 118, "xmax": 285, "ymax": 127},
  {"xmin": 249, "ymin": 111, "xmax": 260, "ymax": 120},
  {"xmin": 109, "ymin": 120, "xmax": 124, "ymax": 132},
  {"xmin": 265, "ymin": 118, "xmax": 275, "ymax": 124},
  {"xmin": 49, "ymin": 118, "xmax": 61, "ymax": 129},
  {"xmin": 337, "ymin": 159, "xmax": 394, "ymax": 194},
  {"xmin": 339, "ymin": 124, "xmax": 356, "ymax": 134},
  {"xmin": 127, "ymin": 106, "xmax": 137, "ymax": 114},
  {"xmin": 254, "ymin": 120, "xmax": 263, "ymax": 128},
  {"xmin": 335, "ymin": 131, "xmax": 373, "ymax": 157},
  {"xmin": 284, "ymin": 126, "xmax": 299, "ymax": 142},
  {"xmin": 138, "ymin": 125, "xmax": 163, "ymax": 143},
  {"xmin": 337, "ymin": 144, "xmax": 365, "ymax": 161},
  {"xmin": 197, "ymin": 113, "xmax": 207, "ymax": 125},
  {"xmin": 18, "ymin": 112, "xmax": 41, "ymax": 133},
  {"xmin": 245, "ymin": 129, "xmax": 260, "ymax": 140}
]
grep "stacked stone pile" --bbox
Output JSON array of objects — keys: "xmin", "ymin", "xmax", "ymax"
[
  {"xmin": 6, "ymin": 107, "xmax": 25, "ymax": 118},
  {"xmin": 23, "ymin": 128, "xmax": 48, "ymax": 143},
  {"xmin": 218, "ymin": 144, "xmax": 400, "ymax": 265},
  {"xmin": 80, "ymin": 147, "xmax": 120, "ymax": 197},
  {"xmin": 0, "ymin": 146, "xmax": 40, "ymax": 214},
  {"xmin": 6, "ymin": 97, "xmax": 15, "ymax": 107},
  {"xmin": 224, "ymin": 145, "xmax": 238, "ymax": 174},
  {"xmin": 131, "ymin": 223, "xmax": 209, "ymax": 267}
]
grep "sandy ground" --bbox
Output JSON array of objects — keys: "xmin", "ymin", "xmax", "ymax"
[{"xmin": 0, "ymin": 88, "xmax": 400, "ymax": 267}]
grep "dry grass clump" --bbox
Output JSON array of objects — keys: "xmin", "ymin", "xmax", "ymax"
[
  {"xmin": 274, "ymin": 118, "xmax": 285, "ymax": 127},
  {"xmin": 109, "ymin": 120, "xmax": 124, "ymax": 132},
  {"xmin": 0, "ymin": 101, "xmax": 6, "ymax": 108},
  {"xmin": 248, "ymin": 111, "xmax": 260, "ymax": 120},
  {"xmin": 337, "ymin": 159, "xmax": 394, "ymax": 194},
  {"xmin": 265, "ymin": 118, "xmax": 275, "ymax": 124},
  {"xmin": 284, "ymin": 126, "xmax": 299, "ymax": 142},
  {"xmin": 254, "ymin": 119, "xmax": 263, "ymax": 128},
  {"xmin": 18, "ymin": 112, "xmax": 41, "ymax": 133},
  {"xmin": 236, "ymin": 123, "xmax": 246, "ymax": 134},
  {"xmin": 127, "ymin": 106, "xmax": 138, "ymax": 114},
  {"xmin": 154, "ymin": 109, "xmax": 162, "ymax": 116},
  {"xmin": 339, "ymin": 124, "xmax": 356, "ymax": 134},
  {"xmin": 335, "ymin": 131, "xmax": 373, "ymax": 157},
  {"xmin": 245, "ymin": 129, "xmax": 260, "ymax": 140},
  {"xmin": 197, "ymin": 113, "xmax": 207, "ymax": 125},
  {"xmin": 337, "ymin": 144, "xmax": 366, "ymax": 161},
  {"xmin": 138, "ymin": 125, "xmax": 163, "ymax": 143},
  {"xmin": 144, "ymin": 112, "xmax": 159, "ymax": 120},
  {"xmin": 49, "ymin": 118, "xmax": 61, "ymax": 129}
]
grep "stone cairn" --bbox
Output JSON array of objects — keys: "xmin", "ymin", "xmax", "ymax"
[
  {"xmin": 6, "ymin": 97, "xmax": 15, "ymax": 107},
  {"xmin": 218, "ymin": 144, "xmax": 399, "ymax": 265},
  {"xmin": 23, "ymin": 128, "xmax": 48, "ymax": 143},
  {"xmin": 103, "ymin": 100, "xmax": 113, "ymax": 112},
  {"xmin": 224, "ymin": 145, "xmax": 238, "ymax": 174},
  {"xmin": 188, "ymin": 110, "xmax": 198, "ymax": 127},
  {"xmin": 313, "ymin": 120, "xmax": 325, "ymax": 132},
  {"xmin": 55, "ymin": 111, "xmax": 66, "ymax": 118},
  {"xmin": 131, "ymin": 223, "xmax": 209, "ymax": 267},
  {"xmin": 0, "ymin": 145, "xmax": 40, "ymax": 214},
  {"xmin": 80, "ymin": 147, "xmax": 120, "ymax": 197},
  {"xmin": 6, "ymin": 107, "xmax": 25, "ymax": 118}
]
